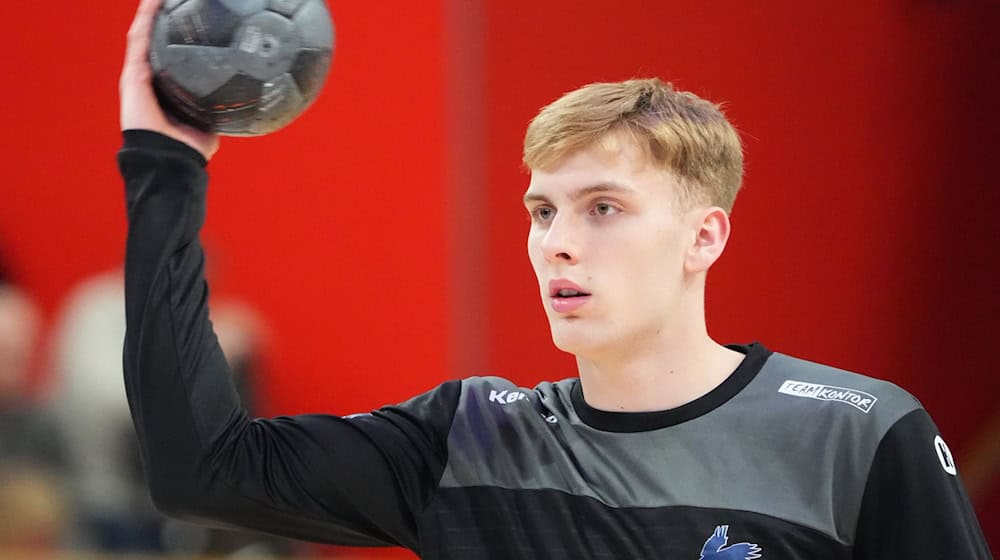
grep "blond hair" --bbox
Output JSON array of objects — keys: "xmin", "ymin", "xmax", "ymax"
[{"xmin": 523, "ymin": 78, "xmax": 743, "ymax": 211}]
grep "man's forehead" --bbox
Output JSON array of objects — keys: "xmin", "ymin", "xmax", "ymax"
[
  {"xmin": 523, "ymin": 180, "xmax": 639, "ymax": 204},
  {"xmin": 542, "ymin": 131, "xmax": 650, "ymax": 171},
  {"xmin": 524, "ymin": 141, "xmax": 672, "ymax": 203}
]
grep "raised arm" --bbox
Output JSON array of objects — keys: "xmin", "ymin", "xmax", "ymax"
[{"xmin": 118, "ymin": 0, "xmax": 456, "ymax": 550}]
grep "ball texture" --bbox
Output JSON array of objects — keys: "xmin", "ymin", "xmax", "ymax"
[{"xmin": 150, "ymin": 0, "xmax": 335, "ymax": 136}]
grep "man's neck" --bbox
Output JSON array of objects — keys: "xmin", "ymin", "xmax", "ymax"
[{"xmin": 575, "ymin": 333, "xmax": 744, "ymax": 413}]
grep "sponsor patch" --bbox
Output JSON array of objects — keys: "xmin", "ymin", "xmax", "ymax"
[
  {"xmin": 934, "ymin": 435, "xmax": 957, "ymax": 476},
  {"xmin": 778, "ymin": 380, "xmax": 877, "ymax": 413}
]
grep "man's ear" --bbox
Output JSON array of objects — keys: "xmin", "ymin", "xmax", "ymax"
[{"xmin": 685, "ymin": 207, "xmax": 731, "ymax": 273}]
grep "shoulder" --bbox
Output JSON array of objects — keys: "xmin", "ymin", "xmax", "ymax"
[
  {"xmin": 440, "ymin": 376, "xmax": 576, "ymax": 430},
  {"xmin": 453, "ymin": 376, "xmax": 575, "ymax": 410},
  {"xmin": 755, "ymin": 352, "xmax": 924, "ymax": 439},
  {"xmin": 457, "ymin": 375, "xmax": 569, "ymax": 395},
  {"xmin": 381, "ymin": 376, "xmax": 566, "ymax": 428},
  {"xmin": 380, "ymin": 376, "xmax": 571, "ymax": 420},
  {"xmin": 437, "ymin": 377, "xmax": 575, "ymax": 488}
]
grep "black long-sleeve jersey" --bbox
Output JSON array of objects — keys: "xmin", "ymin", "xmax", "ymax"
[{"xmin": 119, "ymin": 130, "xmax": 992, "ymax": 559}]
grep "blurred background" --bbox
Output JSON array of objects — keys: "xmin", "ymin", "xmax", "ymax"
[{"xmin": 0, "ymin": 0, "xmax": 997, "ymax": 557}]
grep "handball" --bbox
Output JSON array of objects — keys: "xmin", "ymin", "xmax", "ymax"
[{"xmin": 150, "ymin": 0, "xmax": 335, "ymax": 136}]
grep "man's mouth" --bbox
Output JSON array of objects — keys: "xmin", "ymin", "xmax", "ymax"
[
  {"xmin": 548, "ymin": 279, "xmax": 592, "ymax": 313},
  {"xmin": 548, "ymin": 279, "xmax": 590, "ymax": 298},
  {"xmin": 554, "ymin": 288, "xmax": 590, "ymax": 298}
]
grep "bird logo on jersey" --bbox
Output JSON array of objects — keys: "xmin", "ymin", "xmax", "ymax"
[{"xmin": 699, "ymin": 525, "xmax": 762, "ymax": 559}]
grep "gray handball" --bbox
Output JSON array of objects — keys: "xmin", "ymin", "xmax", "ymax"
[{"xmin": 150, "ymin": 0, "xmax": 335, "ymax": 136}]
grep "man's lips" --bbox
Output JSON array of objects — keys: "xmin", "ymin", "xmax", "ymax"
[
  {"xmin": 550, "ymin": 294, "xmax": 591, "ymax": 314},
  {"xmin": 548, "ymin": 279, "xmax": 590, "ymax": 297},
  {"xmin": 548, "ymin": 279, "xmax": 591, "ymax": 314}
]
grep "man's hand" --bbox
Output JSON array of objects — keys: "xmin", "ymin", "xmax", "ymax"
[{"xmin": 120, "ymin": 0, "xmax": 219, "ymax": 160}]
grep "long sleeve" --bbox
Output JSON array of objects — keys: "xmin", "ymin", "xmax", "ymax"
[
  {"xmin": 119, "ymin": 130, "xmax": 458, "ymax": 551},
  {"xmin": 852, "ymin": 408, "xmax": 992, "ymax": 559}
]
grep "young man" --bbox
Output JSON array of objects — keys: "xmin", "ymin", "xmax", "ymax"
[{"xmin": 119, "ymin": 0, "xmax": 991, "ymax": 557}]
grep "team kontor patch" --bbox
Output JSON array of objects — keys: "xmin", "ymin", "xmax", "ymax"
[{"xmin": 777, "ymin": 380, "xmax": 877, "ymax": 413}]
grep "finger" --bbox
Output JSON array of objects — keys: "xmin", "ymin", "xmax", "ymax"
[
  {"xmin": 124, "ymin": 0, "xmax": 163, "ymax": 66},
  {"xmin": 122, "ymin": 0, "xmax": 167, "ymax": 95},
  {"xmin": 130, "ymin": 0, "xmax": 164, "ymax": 34}
]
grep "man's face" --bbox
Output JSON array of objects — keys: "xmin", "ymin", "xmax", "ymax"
[{"xmin": 524, "ymin": 136, "xmax": 703, "ymax": 360}]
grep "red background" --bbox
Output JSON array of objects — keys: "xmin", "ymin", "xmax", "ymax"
[{"xmin": 0, "ymin": 0, "xmax": 996, "ymax": 555}]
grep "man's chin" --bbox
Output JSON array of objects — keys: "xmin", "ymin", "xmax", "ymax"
[{"xmin": 549, "ymin": 323, "xmax": 602, "ymax": 356}]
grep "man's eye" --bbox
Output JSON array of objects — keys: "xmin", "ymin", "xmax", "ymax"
[
  {"xmin": 532, "ymin": 207, "xmax": 554, "ymax": 221},
  {"xmin": 593, "ymin": 203, "xmax": 617, "ymax": 216}
]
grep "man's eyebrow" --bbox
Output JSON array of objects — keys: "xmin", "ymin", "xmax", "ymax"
[{"xmin": 523, "ymin": 182, "xmax": 637, "ymax": 205}]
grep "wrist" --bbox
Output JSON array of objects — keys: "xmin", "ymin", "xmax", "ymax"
[{"xmin": 122, "ymin": 129, "xmax": 208, "ymax": 166}]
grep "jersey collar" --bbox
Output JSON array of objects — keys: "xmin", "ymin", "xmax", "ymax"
[{"xmin": 570, "ymin": 342, "xmax": 773, "ymax": 432}]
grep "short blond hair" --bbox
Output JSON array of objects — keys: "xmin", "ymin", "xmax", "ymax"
[{"xmin": 523, "ymin": 78, "xmax": 743, "ymax": 211}]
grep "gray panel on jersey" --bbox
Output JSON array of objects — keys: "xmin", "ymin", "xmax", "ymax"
[{"xmin": 438, "ymin": 353, "xmax": 921, "ymax": 546}]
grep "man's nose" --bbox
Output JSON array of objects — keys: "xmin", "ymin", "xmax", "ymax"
[{"xmin": 540, "ymin": 215, "xmax": 579, "ymax": 265}]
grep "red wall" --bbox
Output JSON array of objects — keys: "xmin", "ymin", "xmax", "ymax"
[
  {"xmin": 1, "ymin": 1, "xmax": 452, "ymax": 416},
  {"xmin": 0, "ymin": 0, "xmax": 996, "ymax": 554}
]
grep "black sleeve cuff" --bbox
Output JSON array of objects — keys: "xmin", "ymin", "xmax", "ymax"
[{"xmin": 122, "ymin": 129, "xmax": 207, "ymax": 168}]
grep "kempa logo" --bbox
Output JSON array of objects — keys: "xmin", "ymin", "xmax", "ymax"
[
  {"xmin": 488, "ymin": 389, "xmax": 528, "ymax": 405},
  {"xmin": 778, "ymin": 380, "xmax": 877, "ymax": 413}
]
